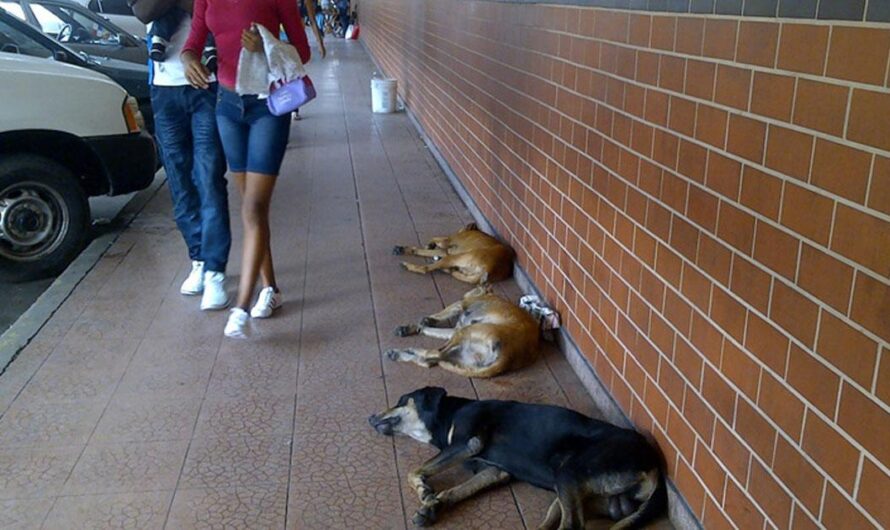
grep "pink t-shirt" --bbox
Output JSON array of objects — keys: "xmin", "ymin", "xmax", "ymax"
[{"xmin": 183, "ymin": 0, "xmax": 310, "ymax": 88}]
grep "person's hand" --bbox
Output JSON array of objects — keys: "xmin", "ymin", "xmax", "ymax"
[
  {"xmin": 242, "ymin": 25, "xmax": 262, "ymax": 53},
  {"xmin": 182, "ymin": 51, "xmax": 210, "ymax": 89},
  {"xmin": 318, "ymin": 40, "xmax": 326, "ymax": 59}
]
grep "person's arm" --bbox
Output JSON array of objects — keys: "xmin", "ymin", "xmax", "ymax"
[
  {"xmin": 129, "ymin": 0, "xmax": 177, "ymax": 24},
  {"xmin": 279, "ymin": 0, "xmax": 311, "ymax": 64},
  {"xmin": 180, "ymin": 0, "xmax": 211, "ymax": 88},
  {"xmin": 303, "ymin": 0, "xmax": 325, "ymax": 58}
]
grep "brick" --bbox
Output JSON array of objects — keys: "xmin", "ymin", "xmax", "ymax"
[
  {"xmin": 786, "ymin": 344, "xmax": 840, "ymax": 418},
  {"xmin": 659, "ymin": 357, "xmax": 685, "ymax": 408},
  {"xmin": 721, "ymin": 340, "xmax": 760, "ymax": 400},
  {"xmin": 652, "ymin": 129, "xmax": 679, "ymax": 169},
  {"xmin": 822, "ymin": 483, "xmax": 877, "ymax": 530},
  {"xmin": 759, "ymin": 371, "xmax": 806, "ymax": 440},
  {"xmin": 793, "ymin": 79, "xmax": 849, "ymax": 137},
  {"xmin": 745, "ymin": 313, "xmax": 789, "ymax": 374},
  {"xmin": 811, "ymin": 140, "xmax": 872, "ymax": 204},
  {"xmin": 850, "ymin": 273, "xmax": 890, "ymax": 343},
  {"xmin": 752, "ymin": 72, "xmax": 795, "ymax": 121},
  {"xmin": 817, "ymin": 312, "xmax": 878, "ymax": 388},
  {"xmin": 685, "ymin": 60, "xmax": 715, "ymax": 101},
  {"xmin": 832, "ymin": 205, "xmax": 890, "ymax": 277},
  {"xmin": 714, "ymin": 64, "xmax": 751, "ymax": 111},
  {"xmin": 765, "ymin": 126, "xmax": 813, "ymax": 181},
  {"xmin": 780, "ymin": 183, "xmax": 834, "ymax": 246},
  {"xmin": 686, "ymin": 389, "xmax": 716, "ymax": 443},
  {"xmin": 703, "ymin": 18, "xmax": 738, "ymax": 61},
  {"xmin": 740, "ymin": 166, "xmax": 782, "ymax": 220},
  {"xmin": 686, "ymin": 186, "xmax": 717, "ymax": 234},
  {"xmin": 777, "ymin": 23, "xmax": 829, "ymax": 75},
  {"xmin": 712, "ymin": 419, "xmax": 749, "ymax": 484},
  {"xmin": 693, "ymin": 440, "xmax": 727, "ymax": 501},
  {"xmin": 847, "ymin": 88, "xmax": 890, "ymax": 151},
  {"xmin": 736, "ymin": 398, "xmax": 777, "ymax": 462},
  {"xmin": 702, "ymin": 365, "xmax": 737, "ymax": 424},
  {"xmin": 665, "ymin": 289, "xmax": 693, "ymax": 336},
  {"xmin": 797, "ymin": 243, "xmax": 853, "ymax": 312},
  {"xmin": 727, "ymin": 115, "xmax": 766, "ymax": 163},
  {"xmin": 674, "ymin": 337, "xmax": 703, "ymax": 387},
  {"xmin": 650, "ymin": 15, "xmax": 676, "ymax": 51},
  {"xmin": 801, "ymin": 412, "xmax": 859, "ymax": 493},
  {"xmin": 695, "ymin": 104, "xmax": 728, "ymax": 149},
  {"xmin": 682, "ymin": 264, "xmax": 713, "ymax": 313},
  {"xmin": 706, "ymin": 152, "xmax": 741, "ymax": 200},
  {"xmin": 827, "ymin": 26, "xmax": 890, "ymax": 85},
  {"xmin": 754, "ymin": 221, "xmax": 799, "ymax": 281},
  {"xmin": 737, "ymin": 21, "xmax": 779, "ymax": 67},
  {"xmin": 770, "ymin": 281, "xmax": 819, "ymax": 347},
  {"xmin": 858, "ymin": 458, "xmax": 890, "ymax": 529},
  {"xmin": 676, "ymin": 17, "xmax": 705, "ymax": 56},
  {"xmin": 731, "ymin": 255, "xmax": 772, "ymax": 315},
  {"xmin": 628, "ymin": 14, "xmax": 651, "ymax": 47},
  {"xmin": 697, "ymin": 233, "xmax": 732, "ymax": 285},
  {"xmin": 869, "ymin": 156, "xmax": 890, "ymax": 216},
  {"xmin": 668, "ymin": 96, "xmax": 697, "ymax": 138},
  {"xmin": 668, "ymin": 404, "xmax": 697, "ymax": 461},
  {"xmin": 690, "ymin": 312, "xmax": 723, "ymax": 366},
  {"xmin": 838, "ymin": 382, "xmax": 890, "ymax": 466},
  {"xmin": 678, "ymin": 140, "xmax": 708, "ymax": 185},
  {"xmin": 773, "ymin": 437, "xmax": 825, "ymax": 515},
  {"xmin": 655, "ymin": 244, "xmax": 682, "ymax": 290},
  {"xmin": 636, "ymin": 51, "xmax": 660, "ymax": 86},
  {"xmin": 717, "ymin": 202, "xmax": 755, "ymax": 255},
  {"xmin": 675, "ymin": 457, "xmax": 707, "ymax": 516},
  {"xmin": 702, "ymin": 495, "xmax": 734, "ymax": 530},
  {"xmin": 791, "ymin": 503, "xmax": 820, "ymax": 530},
  {"xmin": 749, "ymin": 458, "xmax": 793, "ymax": 528},
  {"xmin": 723, "ymin": 478, "xmax": 765, "ymax": 530},
  {"xmin": 670, "ymin": 217, "xmax": 699, "ymax": 262},
  {"xmin": 710, "ymin": 286, "xmax": 746, "ymax": 343}
]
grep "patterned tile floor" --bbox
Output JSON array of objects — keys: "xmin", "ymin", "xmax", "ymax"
[{"xmin": 0, "ymin": 40, "xmax": 662, "ymax": 529}]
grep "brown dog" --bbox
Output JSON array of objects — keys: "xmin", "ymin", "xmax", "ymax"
[
  {"xmin": 386, "ymin": 286, "xmax": 539, "ymax": 378},
  {"xmin": 393, "ymin": 223, "xmax": 514, "ymax": 284}
]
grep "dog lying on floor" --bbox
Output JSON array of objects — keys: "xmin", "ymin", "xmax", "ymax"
[
  {"xmin": 393, "ymin": 223, "xmax": 514, "ymax": 285},
  {"xmin": 369, "ymin": 387, "xmax": 666, "ymax": 530},
  {"xmin": 386, "ymin": 286, "xmax": 539, "ymax": 378}
]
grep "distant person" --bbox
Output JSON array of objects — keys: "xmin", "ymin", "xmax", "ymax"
[
  {"xmin": 182, "ymin": 0, "xmax": 311, "ymax": 338},
  {"xmin": 130, "ymin": 0, "xmax": 231, "ymax": 312}
]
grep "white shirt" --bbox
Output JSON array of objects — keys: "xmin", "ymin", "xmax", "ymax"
[{"xmin": 149, "ymin": 15, "xmax": 216, "ymax": 87}]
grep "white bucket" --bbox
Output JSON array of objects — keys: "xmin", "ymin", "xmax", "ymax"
[{"xmin": 371, "ymin": 78, "xmax": 398, "ymax": 113}]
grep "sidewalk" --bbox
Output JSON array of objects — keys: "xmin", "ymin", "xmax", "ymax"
[{"xmin": 0, "ymin": 39, "xmax": 605, "ymax": 529}]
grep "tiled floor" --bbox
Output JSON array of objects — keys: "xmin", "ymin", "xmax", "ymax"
[{"xmin": 0, "ymin": 40, "xmax": 627, "ymax": 529}]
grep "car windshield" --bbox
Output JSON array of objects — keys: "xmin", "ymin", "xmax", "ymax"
[
  {"xmin": 30, "ymin": 2, "xmax": 120, "ymax": 45},
  {"xmin": 0, "ymin": 16, "xmax": 52, "ymax": 57},
  {"xmin": 0, "ymin": 1, "xmax": 27, "ymax": 19}
]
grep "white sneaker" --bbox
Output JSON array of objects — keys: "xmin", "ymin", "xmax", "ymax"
[
  {"xmin": 200, "ymin": 271, "xmax": 229, "ymax": 310},
  {"xmin": 250, "ymin": 286, "xmax": 281, "ymax": 318},
  {"xmin": 180, "ymin": 261, "xmax": 204, "ymax": 295},
  {"xmin": 224, "ymin": 308, "xmax": 250, "ymax": 338}
]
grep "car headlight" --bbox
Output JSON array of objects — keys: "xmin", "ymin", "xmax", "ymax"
[{"xmin": 122, "ymin": 96, "xmax": 145, "ymax": 133}]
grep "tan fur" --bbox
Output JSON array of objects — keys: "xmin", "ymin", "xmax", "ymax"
[
  {"xmin": 395, "ymin": 223, "xmax": 514, "ymax": 284},
  {"xmin": 388, "ymin": 286, "xmax": 540, "ymax": 378}
]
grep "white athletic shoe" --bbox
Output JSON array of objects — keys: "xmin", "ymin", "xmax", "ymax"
[
  {"xmin": 224, "ymin": 307, "xmax": 250, "ymax": 338},
  {"xmin": 180, "ymin": 261, "xmax": 204, "ymax": 295},
  {"xmin": 200, "ymin": 271, "xmax": 229, "ymax": 310},
  {"xmin": 250, "ymin": 286, "xmax": 281, "ymax": 318}
]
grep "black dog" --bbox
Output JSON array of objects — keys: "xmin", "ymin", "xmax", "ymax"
[{"xmin": 368, "ymin": 387, "xmax": 666, "ymax": 529}]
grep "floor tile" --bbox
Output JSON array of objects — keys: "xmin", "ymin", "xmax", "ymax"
[
  {"xmin": 0, "ymin": 400, "xmax": 106, "ymax": 448},
  {"xmin": 0, "ymin": 446, "xmax": 82, "ymax": 500},
  {"xmin": 193, "ymin": 394, "xmax": 296, "ymax": 439},
  {"xmin": 62, "ymin": 441, "xmax": 188, "ymax": 495},
  {"xmin": 0, "ymin": 498, "xmax": 54, "ymax": 528},
  {"xmin": 42, "ymin": 491, "xmax": 171, "ymax": 530},
  {"xmin": 167, "ymin": 484, "xmax": 287, "ymax": 530},
  {"xmin": 91, "ymin": 398, "xmax": 202, "ymax": 444},
  {"xmin": 179, "ymin": 436, "xmax": 291, "ymax": 489}
]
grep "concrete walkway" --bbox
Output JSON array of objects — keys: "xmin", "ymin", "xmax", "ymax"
[{"xmin": 0, "ymin": 40, "xmax": 605, "ymax": 529}]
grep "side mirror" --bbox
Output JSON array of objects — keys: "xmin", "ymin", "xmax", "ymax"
[
  {"xmin": 52, "ymin": 49, "xmax": 68, "ymax": 61},
  {"xmin": 0, "ymin": 43, "xmax": 20, "ymax": 54}
]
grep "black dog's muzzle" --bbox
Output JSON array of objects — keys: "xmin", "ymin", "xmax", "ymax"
[{"xmin": 368, "ymin": 413, "xmax": 401, "ymax": 435}]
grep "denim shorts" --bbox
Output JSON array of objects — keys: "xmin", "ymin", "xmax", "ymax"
[{"xmin": 215, "ymin": 87, "xmax": 291, "ymax": 175}]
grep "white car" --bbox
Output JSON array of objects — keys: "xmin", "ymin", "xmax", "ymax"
[{"xmin": 0, "ymin": 53, "xmax": 155, "ymax": 281}]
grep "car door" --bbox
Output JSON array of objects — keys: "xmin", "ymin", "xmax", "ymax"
[{"xmin": 25, "ymin": 0, "xmax": 146, "ymax": 64}]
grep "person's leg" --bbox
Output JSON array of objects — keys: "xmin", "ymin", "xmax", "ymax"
[
  {"xmin": 151, "ymin": 86, "xmax": 204, "ymax": 282},
  {"xmin": 188, "ymin": 85, "xmax": 230, "ymax": 276},
  {"xmin": 233, "ymin": 174, "xmax": 274, "ymax": 288},
  {"xmin": 235, "ymin": 173, "xmax": 277, "ymax": 310}
]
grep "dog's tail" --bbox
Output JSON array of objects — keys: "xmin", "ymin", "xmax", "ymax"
[{"xmin": 610, "ymin": 469, "xmax": 667, "ymax": 530}]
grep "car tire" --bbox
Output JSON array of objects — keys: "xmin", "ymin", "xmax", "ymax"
[{"xmin": 0, "ymin": 155, "xmax": 90, "ymax": 283}]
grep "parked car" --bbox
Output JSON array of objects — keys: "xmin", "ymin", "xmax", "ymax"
[
  {"xmin": 0, "ymin": 53, "xmax": 156, "ymax": 282},
  {"xmin": 0, "ymin": 0, "xmax": 147, "ymax": 64},
  {"xmin": 84, "ymin": 0, "xmax": 143, "ymax": 39},
  {"xmin": 0, "ymin": 9, "xmax": 151, "ymax": 132}
]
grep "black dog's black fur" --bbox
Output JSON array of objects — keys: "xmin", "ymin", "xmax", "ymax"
[{"xmin": 370, "ymin": 387, "xmax": 667, "ymax": 529}]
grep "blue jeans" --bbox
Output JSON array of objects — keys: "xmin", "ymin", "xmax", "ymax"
[
  {"xmin": 151, "ymin": 84, "xmax": 231, "ymax": 273},
  {"xmin": 215, "ymin": 87, "xmax": 291, "ymax": 175}
]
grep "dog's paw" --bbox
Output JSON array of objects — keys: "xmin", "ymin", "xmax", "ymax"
[
  {"xmin": 412, "ymin": 503, "xmax": 440, "ymax": 527},
  {"xmin": 392, "ymin": 245, "xmax": 406, "ymax": 255},
  {"xmin": 394, "ymin": 325, "xmax": 419, "ymax": 337},
  {"xmin": 426, "ymin": 242, "xmax": 437, "ymax": 250},
  {"xmin": 385, "ymin": 349, "xmax": 401, "ymax": 361}
]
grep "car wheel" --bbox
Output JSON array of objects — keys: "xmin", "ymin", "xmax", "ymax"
[{"xmin": 0, "ymin": 155, "xmax": 89, "ymax": 283}]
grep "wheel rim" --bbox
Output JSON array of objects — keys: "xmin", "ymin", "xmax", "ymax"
[{"xmin": 0, "ymin": 181, "xmax": 70, "ymax": 262}]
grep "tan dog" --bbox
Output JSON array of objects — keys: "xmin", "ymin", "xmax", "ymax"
[
  {"xmin": 393, "ymin": 223, "xmax": 514, "ymax": 284},
  {"xmin": 386, "ymin": 286, "xmax": 539, "ymax": 378}
]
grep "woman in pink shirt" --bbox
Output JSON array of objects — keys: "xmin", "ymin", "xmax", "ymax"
[{"xmin": 182, "ymin": 0, "xmax": 311, "ymax": 338}]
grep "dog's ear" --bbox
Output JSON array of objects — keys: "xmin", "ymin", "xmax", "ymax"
[{"xmin": 417, "ymin": 386, "xmax": 447, "ymax": 412}]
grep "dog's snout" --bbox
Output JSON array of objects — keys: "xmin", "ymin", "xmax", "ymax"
[{"xmin": 368, "ymin": 413, "xmax": 401, "ymax": 435}]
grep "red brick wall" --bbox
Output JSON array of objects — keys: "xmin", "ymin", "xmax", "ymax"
[{"xmin": 361, "ymin": 2, "xmax": 890, "ymax": 528}]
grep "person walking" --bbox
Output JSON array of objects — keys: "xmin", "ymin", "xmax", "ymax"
[
  {"xmin": 181, "ymin": 0, "xmax": 311, "ymax": 338},
  {"xmin": 131, "ymin": 0, "xmax": 231, "ymax": 312}
]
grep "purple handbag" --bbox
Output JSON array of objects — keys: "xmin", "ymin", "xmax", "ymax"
[{"xmin": 267, "ymin": 76, "xmax": 316, "ymax": 116}]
